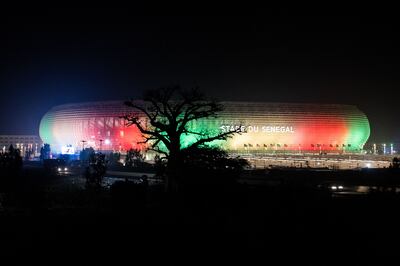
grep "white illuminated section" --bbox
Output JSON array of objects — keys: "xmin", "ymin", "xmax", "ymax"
[
  {"xmin": 105, "ymin": 139, "xmax": 111, "ymax": 145},
  {"xmin": 366, "ymin": 163, "xmax": 371, "ymax": 168}
]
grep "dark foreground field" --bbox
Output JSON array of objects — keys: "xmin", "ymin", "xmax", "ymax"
[{"xmin": 1, "ymin": 168, "xmax": 400, "ymax": 264}]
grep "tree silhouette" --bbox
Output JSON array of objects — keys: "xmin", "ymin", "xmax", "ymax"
[
  {"xmin": 84, "ymin": 152, "xmax": 106, "ymax": 187},
  {"xmin": 392, "ymin": 157, "xmax": 400, "ymax": 169},
  {"xmin": 40, "ymin": 143, "xmax": 51, "ymax": 160},
  {"xmin": 180, "ymin": 146, "xmax": 249, "ymax": 186},
  {"xmin": 0, "ymin": 145, "xmax": 23, "ymax": 175},
  {"xmin": 123, "ymin": 86, "xmax": 242, "ymax": 192},
  {"xmin": 107, "ymin": 152, "xmax": 122, "ymax": 166},
  {"xmin": 125, "ymin": 148, "xmax": 145, "ymax": 167},
  {"xmin": 80, "ymin": 147, "xmax": 95, "ymax": 165}
]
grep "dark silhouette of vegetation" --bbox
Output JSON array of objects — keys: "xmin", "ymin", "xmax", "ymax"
[
  {"xmin": 39, "ymin": 143, "xmax": 51, "ymax": 160},
  {"xmin": 110, "ymin": 177, "xmax": 148, "ymax": 211},
  {"xmin": 125, "ymin": 148, "xmax": 145, "ymax": 167},
  {"xmin": 392, "ymin": 157, "xmax": 400, "ymax": 168},
  {"xmin": 107, "ymin": 152, "xmax": 122, "ymax": 167},
  {"xmin": 79, "ymin": 147, "xmax": 95, "ymax": 165},
  {"xmin": 84, "ymin": 152, "xmax": 107, "ymax": 187},
  {"xmin": 123, "ymin": 86, "xmax": 243, "ymax": 192},
  {"xmin": 24, "ymin": 148, "xmax": 33, "ymax": 161},
  {"xmin": 179, "ymin": 146, "xmax": 249, "ymax": 188},
  {"xmin": 0, "ymin": 145, "xmax": 23, "ymax": 178},
  {"xmin": 154, "ymin": 154, "xmax": 167, "ymax": 177}
]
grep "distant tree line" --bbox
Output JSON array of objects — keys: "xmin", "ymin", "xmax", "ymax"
[
  {"xmin": 0, "ymin": 145, "xmax": 23, "ymax": 175},
  {"xmin": 40, "ymin": 143, "xmax": 51, "ymax": 160}
]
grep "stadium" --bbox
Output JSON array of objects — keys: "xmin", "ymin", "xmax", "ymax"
[{"xmin": 39, "ymin": 101, "xmax": 370, "ymax": 154}]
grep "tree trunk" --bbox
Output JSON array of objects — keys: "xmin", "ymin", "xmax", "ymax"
[
  {"xmin": 165, "ymin": 173, "xmax": 179, "ymax": 193},
  {"xmin": 165, "ymin": 143, "xmax": 182, "ymax": 193}
]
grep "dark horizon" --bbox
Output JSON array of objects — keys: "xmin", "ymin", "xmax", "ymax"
[{"xmin": 1, "ymin": 9, "xmax": 399, "ymax": 142}]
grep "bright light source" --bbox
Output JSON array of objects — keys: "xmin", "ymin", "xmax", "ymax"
[
  {"xmin": 105, "ymin": 139, "xmax": 110, "ymax": 145},
  {"xmin": 366, "ymin": 163, "xmax": 371, "ymax": 168},
  {"xmin": 64, "ymin": 167, "xmax": 68, "ymax": 171},
  {"xmin": 61, "ymin": 145, "xmax": 75, "ymax": 155},
  {"xmin": 58, "ymin": 168, "xmax": 61, "ymax": 171},
  {"xmin": 331, "ymin": 186, "xmax": 337, "ymax": 190},
  {"xmin": 338, "ymin": 185, "xmax": 344, "ymax": 190}
]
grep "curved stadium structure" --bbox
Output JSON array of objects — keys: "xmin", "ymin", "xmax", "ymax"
[{"xmin": 39, "ymin": 101, "xmax": 370, "ymax": 153}]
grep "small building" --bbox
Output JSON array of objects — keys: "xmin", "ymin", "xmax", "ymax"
[{"xmin": 0, "ymin": 135, "xmax": 43, "ymax": 158}]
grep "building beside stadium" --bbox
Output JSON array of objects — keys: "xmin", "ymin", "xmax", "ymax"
[
  {"xmin": 39, "ymin": 101, "xmax": 370, "ymax": 154},
  {"xmin": 0, "ymin": 135, "xmax": 42, "ymax": 157}
]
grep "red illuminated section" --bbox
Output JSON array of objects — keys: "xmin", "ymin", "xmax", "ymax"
[
  {"xmin": 211, "ymin": 105, "xmax": 369, "ymax": 152},
  {"xmin": 40, "ymin": 111, "xmax": 148, "ymax": 152},
  {"xmin": 290, "ymin": 113, "xmax": 348, "ymax": 151},
  {"xmin": 76, "ymin": 119, "xmax": 147, "ymax": 152},
  {"xmin": 116, "ymin": 124, "xmax": 146, "ymax": 151}
]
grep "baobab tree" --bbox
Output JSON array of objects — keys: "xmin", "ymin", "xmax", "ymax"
[{"xmin": 122, "ymin": 86, "xmax": 242, "ymax": 192}]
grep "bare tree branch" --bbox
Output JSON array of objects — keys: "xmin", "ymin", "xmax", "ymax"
[
  {"xmin": 190, "ymin": 128, "xmax": 243, "ymax": 148},
  {"xmin": 182, "ymin": 130, "xmax": 206, "ymax": 136},
  {"xmin": 124, "ymin": 100, "xmax": 169, "ymax": 131},
  {"xmin": 137, "ymin": 136, "xmax": 158, "ymax": 144},
  {"xmin": 121, "ymin": 114, "xmax": 171, "ymax": 149},
  {"xmin": 147, "ymin": 147, "xmax": 169, "ymax": 157}
]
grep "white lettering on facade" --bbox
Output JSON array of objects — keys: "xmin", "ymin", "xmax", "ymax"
[{"xmin": 220, "ymin": 125, "xmax": 294, "ymax": 133}]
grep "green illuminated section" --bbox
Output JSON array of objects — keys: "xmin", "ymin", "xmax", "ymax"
[
  {"xmin": 344, "ymin": 116, "xmax": 370, "ymax": 151},
  {"xmin": 181, "ymin": 118, "xmax": 223, "ymax": 148},
  {"xmin": 39, "ymin": 112, "xmax": 54, "ymax": 146},
  {"xmin": 154, "ymin": 118, "xmax": 225, "ymax": 152}
]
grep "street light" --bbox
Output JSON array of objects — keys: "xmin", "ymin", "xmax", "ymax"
[
  {"xmin": 81, "ymin": 140, "xmax": 87, "ymax": 151},
  {"xmin": 99, "ymin": 139, "xmax": 103, "ymax": 152}
]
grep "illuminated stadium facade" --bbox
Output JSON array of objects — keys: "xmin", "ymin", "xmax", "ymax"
[{"xmin": 39, "ymin": 101, "xmax": 370, "ymax": 154}]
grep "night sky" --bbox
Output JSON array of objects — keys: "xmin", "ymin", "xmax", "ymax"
[{"xmin": 0, "ymin": 9, "xmax": 399, "ymax": 142}]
